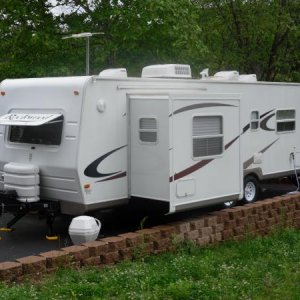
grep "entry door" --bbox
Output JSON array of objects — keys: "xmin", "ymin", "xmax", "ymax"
[{"xmin": 129, "ymin": 95, "xmax": 170, "ymax": 201}]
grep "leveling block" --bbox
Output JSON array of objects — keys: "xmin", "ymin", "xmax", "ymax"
[
  {"xmin": 46, "ymin": 235, "xmax": 59, "ymax": 241},
  {"xmin": 0, "ymin": 227, "xmax": 14, "ymax": 241},
  {"xmin": 0, "ymin": 227, "xmax": 14, "ymax": 232}
]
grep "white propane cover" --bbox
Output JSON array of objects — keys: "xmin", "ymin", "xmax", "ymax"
[
  {"xmin": 69, "ymin": 216, "xmax": 101, "ymax": 245},
  {"xmin": 4, "ymin": 162, "xmax": 40, "ymax": 203}
]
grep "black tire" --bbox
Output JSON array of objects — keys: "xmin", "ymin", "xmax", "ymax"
[{"xmin": 243, "ymin": 176, "xmax": 259, "ymax": 203}]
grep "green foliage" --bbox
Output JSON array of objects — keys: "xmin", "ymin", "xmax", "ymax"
[
  {"xmin": 194, "ymin": 0, "xmax": 300, "ymax": 81},
  {"xmin": 1, "ymin": 228, "xmax": 300, "ymax": 299},
  {"xmin": 0, "ymin": 0, "xmax": 67, "ymax": 79},
  {"xmin": 139, "ymin": 216, "xmax": 148, "ymax": 230},
  {"xmin": 0, "ymin": 0, "xmax": 299, "ymax": 81},
  {"xmin": 56, "ymin": 0, "xmax": 207, "ymax": 76}
]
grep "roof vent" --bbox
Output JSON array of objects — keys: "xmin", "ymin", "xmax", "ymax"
[
  {"xmin": 99, "ymin": 68, "xmax": 127, "ymax": 78},
  {"xmin": 142, "ymin": 64, "xmax": 192, "ymax": 79},
  {"xmin": 212, "ymin": 71, "xmax": 239, "ymax": 81},
  {"xmin": 200, "ymin": 68, "xmax": 209, "ymax": 79},
  {"xmin": 239, "ymin": 74, "xmax": 257, "ymax": 82}
]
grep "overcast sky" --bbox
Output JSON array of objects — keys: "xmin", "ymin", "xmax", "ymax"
[{"xmin": 47, "ymin": 0, "xmax": 74, "ymax": 16}]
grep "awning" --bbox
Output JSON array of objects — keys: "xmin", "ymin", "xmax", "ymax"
[{"xmin": 0, "ymin": 113, "xmax": 62, "ymax": 126}]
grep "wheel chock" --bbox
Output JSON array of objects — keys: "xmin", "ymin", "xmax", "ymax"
[
  {"xmin": 46, "ymin": 235, "xmax": 59, "ymax": 241},
  {"xmin": 0, "ymin": 227, "xmax": 14, "ymax": 232}
]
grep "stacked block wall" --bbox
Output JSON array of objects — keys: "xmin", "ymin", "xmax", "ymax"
[{"xmin": 1, "ymin": 194, "xmax": 300, "ymax": 282}]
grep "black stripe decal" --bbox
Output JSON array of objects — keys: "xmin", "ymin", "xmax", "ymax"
[
  {"xmin": 243, "ymin": 124, "xmax": 250, "ymax": 133},
  {"xmin": 260, "ymin": 113, "xmax": 275, "ymax": 131},
  {"xmin": 84, "ymin": 145, "xmax": 127, "ymax": 178},
  {"xmin": 242, "ymin": 109, "xmax": 275, "ymax": 134},
  {"xmin": 260, "ymin": 109, "xmax": 275, "ymax": 119}
]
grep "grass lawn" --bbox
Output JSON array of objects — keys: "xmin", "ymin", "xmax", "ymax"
[{"xmin": 1, "ymin": 228, "xmax": 300, "ymax": 299}]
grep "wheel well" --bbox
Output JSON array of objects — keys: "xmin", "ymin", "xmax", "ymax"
[{"xmin": 244, "ymin": 173, "xmax": 260, "ymax": 183}]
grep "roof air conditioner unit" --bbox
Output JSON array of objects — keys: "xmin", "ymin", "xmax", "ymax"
[{"xmin": 142, "ymin": 64, "xmax": 192, "ymax": 79}]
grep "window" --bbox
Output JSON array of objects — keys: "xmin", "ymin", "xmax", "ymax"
[
  {"xmin": 250, "ymin": 111, "xmax": 259, "ymax": 130},
  {"xmin": 276, "ymin": 109, "xmax": 295, "ymax": 132},
  {"xmin": 193, "ymin": 116, "xmax": 223, "ymax": 158},
  {"xmin": 9, "ymin": 115, "xmax": 64, "ymax": 145},
  {"xmin": 139, "ymin": 117, "xmax": 157, "ymax": 143}
]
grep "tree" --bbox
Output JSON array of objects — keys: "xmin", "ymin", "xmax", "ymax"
[
  {"xmin": 55, "ymin": 0, "xmax": 207, "ymax": 76},
  {"xmin": 0, "ymin": 0, "xmax": 68, "ymax": 80},
  {"xmin": 193, "ymin": 0, "xmax": 300, "ymax": 81},
  {"xmin": 0, "ymin": 0, "xmax": 298, "ymax": 82}
]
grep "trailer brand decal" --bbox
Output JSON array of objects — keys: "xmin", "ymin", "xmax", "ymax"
[
  {"xmin": 170, "ymin": 103, "xmax": 237, "ymax": 116},
  {"xmin": 243, "ymin": 139, "xmax": 279, "ymax": 169},
  {"xmin": 0, "ymin": 113, "xmax": 62, "ymax": 126},
  {"xmin": 84, "ymin": 145, "xmax": 127, "ymax": 179}
]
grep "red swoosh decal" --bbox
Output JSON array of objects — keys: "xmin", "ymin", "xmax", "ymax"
[
  {"xmin": 170, "ymin": 135, "xmax": 239, "ymax": 182},
  {"xmin": 170, "ymin": 159, "xmax": 213, "ymax": 182},
  {"xmin": 97, "ymin": 171, "xmax": 127, "ymax": 182}
]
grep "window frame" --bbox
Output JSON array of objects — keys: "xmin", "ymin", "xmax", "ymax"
[
  {"xmin": 138, "ymin": 116, "xmax": 158, "ymax": 145},
  {"xmin": 250, "ymin": 110, "xmax": 260, "ymax": 131},
  {"xmin": 192, "ymin": 114, "xmax": 224, "ymax": 160},
  {"xmin": 7, "ymin": 114, "xmax": 64, "ymax": 147},
  {"xmin": 276, "ymin": 109, "xmax": 296, "ymax": 133}
]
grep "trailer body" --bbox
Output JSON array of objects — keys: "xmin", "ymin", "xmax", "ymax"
[{"xmin": 0, "ymin": 66, "xmax": 299, "ymax": 215}]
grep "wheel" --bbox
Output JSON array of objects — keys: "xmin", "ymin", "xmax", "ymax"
[{"xmin": 243, "ymin": 176, "xmax": 259, "ymax": 203}]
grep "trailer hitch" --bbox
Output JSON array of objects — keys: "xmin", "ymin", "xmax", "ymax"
[{"xmin": 0, "ymin": 190, "xmax": 60, "ymax": 240}]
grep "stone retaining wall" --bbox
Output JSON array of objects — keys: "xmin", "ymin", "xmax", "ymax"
[{"xmin": 1, "ymin": 194, "xmax": 300, "ymax": 283}]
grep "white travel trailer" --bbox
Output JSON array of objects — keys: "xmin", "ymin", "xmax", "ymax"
[{"xmin": 0, "ymin": 64, "xmax": 299, "ymax": 235}]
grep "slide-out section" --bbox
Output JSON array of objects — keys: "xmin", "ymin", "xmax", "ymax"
[{"xmin": 170, "ymin": 94, "xmax": 242, "ymax": 211}]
